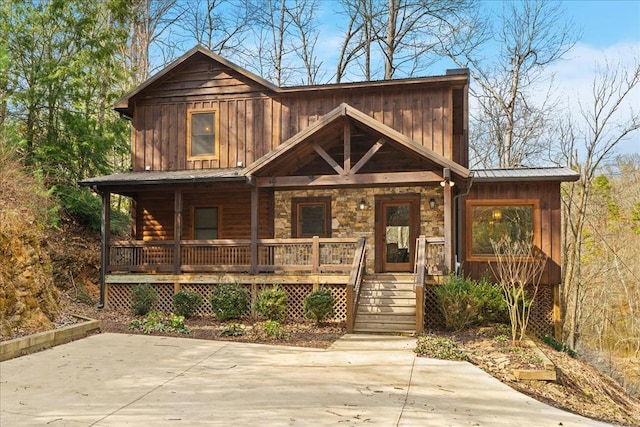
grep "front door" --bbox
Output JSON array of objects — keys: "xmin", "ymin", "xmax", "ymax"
[{"xmin": 376, "ymin": 196, "xmax": 420, "ymax": 272}]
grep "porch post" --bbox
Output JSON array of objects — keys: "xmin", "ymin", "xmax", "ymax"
[
  {"xmin": 250, "ymin": 186, "xmax": 259, "ymax": 274},
  {"xmin": 99, "ymin": 189, "xmax": 110, "ymax": 309},
  {"xmin": 443, "ymin": 182, "xmax": 453, "ymax": 274},
  {"xmin": 173, "ymin": 189, "xmax": 182, "ymax": 275}
]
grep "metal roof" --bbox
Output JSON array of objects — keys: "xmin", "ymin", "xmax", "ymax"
[
  {"xmin": 471, "ymin": 167, "xmax": 579, "ymax": 182},
  {"xmin": 80, "ymin": 168, "xmax": 246, "ymax": 187}
]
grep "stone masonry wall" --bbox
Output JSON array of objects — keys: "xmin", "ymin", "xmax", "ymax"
[{"xmin": 274, "ymin": 186, "xmax": 444, "ymax": 270}]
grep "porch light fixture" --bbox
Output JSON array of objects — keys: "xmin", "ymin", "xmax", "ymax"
[
  {"xmin": 440, "ymin": 167, "xmax": 455, "ymax": 187},
  {"xmin": 359, "ymin": 199, "xmax": 366, "ymax": 210},
  {"xmin": 492, "ymin": 209, "xmax": 503, "ymax": 221},
  {"xmin": 429, "ymin": 198, "xmax": 436, "ymax": 209}
]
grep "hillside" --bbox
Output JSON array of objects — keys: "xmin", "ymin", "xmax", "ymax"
[{"xmin": 0, "ymin": 149, "xmax": 100, "ymax": 339}]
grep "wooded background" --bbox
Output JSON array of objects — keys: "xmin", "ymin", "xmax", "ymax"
[{"xmin": 0, "ymin": 0, "xmax": 638, "ymax": 394}]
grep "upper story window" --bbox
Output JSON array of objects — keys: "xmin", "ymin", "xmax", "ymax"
[
  {"xmin": 187, "ymin": 109, "xmax": 218, "ymax": 159},
  {"xmin": 292, "ymin": 197, "xmax": 331, "ymax": 238},
  {"xmin": 466, "ymin": 199, "xmax": 538, "ymax": 260}
]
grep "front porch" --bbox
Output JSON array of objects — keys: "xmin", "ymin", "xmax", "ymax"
[{"xmin": 103, "ymin": 236, "xmax": 447, "ymax": 333}]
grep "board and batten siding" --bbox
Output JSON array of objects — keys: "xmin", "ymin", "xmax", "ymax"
[
  {"xmin": 131, "ymin": 53, "xmax": 466, "ymax": 172},
  {"xmin": 134, "ymin": 185, "xmax": 273, "ymax": 241},
  {"xmin": 462, "ymin": 181, "xmax": 562, "ymax": 285}
]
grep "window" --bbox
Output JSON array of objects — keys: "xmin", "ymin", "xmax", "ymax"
[
  {"xmin": 292, "ymin": 197, "xmax": 331, "ymax": 237},
  {"xmin": 187, "ymin": 109, "xmax": 218, "ymax": 159},
  {"xmin": 194, "ymin": 207, "xmax": 219, "ymax": 239},
  {"xmin": 467, "ymin": 200, "xmax": 537, "ymax": 259}
]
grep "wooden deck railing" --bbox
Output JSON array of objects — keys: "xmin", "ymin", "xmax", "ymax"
[
  {"xmin": 346, "ymin": 237, "xmax": 367, "ymax": 333},
  {"xmin": 107, "ymin": 237, "xmax": 360, "ymax": 274}
]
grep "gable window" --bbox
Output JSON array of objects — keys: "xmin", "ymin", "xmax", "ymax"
[
  {"xmin": 187, "ymin": 109, "xmax": 218, "ymax": 159},
  {"xmin": 194, "ymin": 207, "xmax": 219, "ymax": 239},
  {"xmin": 292, "ymin": 197, "xmax": 331, "ymax": 238},
  {"xmin": 466, "ymin": 200, "xmax": 537, "ymax": 259}
]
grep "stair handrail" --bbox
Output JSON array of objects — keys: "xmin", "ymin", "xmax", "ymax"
[
  {"xmin": 346, "ymin": 237, "xmax": 367, "ymax": 333},
  {"xmin": 414, "ymin": 235, "xmax": 427, "ymax": 334}
]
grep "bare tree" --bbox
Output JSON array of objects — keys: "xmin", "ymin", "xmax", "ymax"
[
  {"xmin": 336, "ymin": 0, "xmax": 477, "ymax": 82},
  {"xmin": 126, "ymin": 0, "xmax": 180, "ymax": 85},
  {"xmin": 556, "ymin": 57, "xmax": 640, "ymax": 349},
  {"xmin": 444, "ymin": 1, "xmax": 575, "ymax": 168},
  {"xmin": 248, "ymin": 0, "xmax": 321, "ymax": 86},
  {"xmin": 174, "ymin": 0, "xmax": 252, "ymax": 57},
  {"xmin": 286, "ymin": 0, "xmax": 323, "ymax": 84},
  {"xmin": 490, "ymin": 238, "xmax": 547, "ymax": 346}
]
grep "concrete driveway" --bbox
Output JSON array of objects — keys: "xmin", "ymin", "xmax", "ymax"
[{"xmin": 0, "ymin": 333, "xmax": 610, "ymax": 426}]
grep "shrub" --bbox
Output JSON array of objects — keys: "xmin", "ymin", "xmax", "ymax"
[
  {"xmin": 131, "ymin": 284, "xmax": 158, "ymax": 315},
  {"xmin": 128, "ymin": 311, "xmax": 189, "ymax": 334},
  {"xmin": 254, "ymin": 285, "xmax": 288, "ymax": 321},
  {"xmin": 209, "ymin": 283, "xmax": 249, "ymax": 321},
  {"xmin": 543, "ymin": 335, "xmax": 577, "ymax": 357},
  {"xmin": 303, "ymin": 288, "xmax": 335, "ymax": 325},
  {"xmin": 172, "ymin": 289, "xmax": 203, "ymax": 318},
  {"xmin": 434, "ymin": 275, "xmax": 507, "ymax": 331},
  {"xmin": 220, "ymin": 322, "xmax": 247, "ymax": 337},
  {"xmin": 263, "ymin": 320, "xmax": 286, "ymax": 339}
]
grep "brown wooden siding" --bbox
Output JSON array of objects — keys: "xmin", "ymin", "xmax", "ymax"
[
  {"xmin": 134, "ymin": 184, "xmax": 273, "ymax": 241},
  {"xmin": 462, "ymin": 182, "xmax": 562, "ymax": 285},
  {"xmin": 132, "ymin": 66, "xmax": 465, "ymax": 172}
]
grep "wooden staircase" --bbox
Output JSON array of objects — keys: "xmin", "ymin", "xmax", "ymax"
[{"xmin": 353, "ymin": 273, "xmax": 417, "ymax": 334}]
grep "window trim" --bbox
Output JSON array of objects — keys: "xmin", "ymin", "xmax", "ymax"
[
  {"xmin": 192, "ymin": 206, "xmax": 220, "ymax": 240},
  {"xmin": 291, "ymin": 197, "xmax": 332, "ymax": 238},
  {"xmin": 465, "ymin": 199, "xmax": 539, "ymax": 261},
  {"xmin": 187, "ymin": 108, "xmax": 219, "ymax": 161}
]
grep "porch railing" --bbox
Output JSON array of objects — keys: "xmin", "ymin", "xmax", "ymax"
[
  {"xmin": 107, "ymin": 237, "xmax": 360, "ymax": 274},
  {"xmin": 346, "ymin": 237, "xmax": 367, "ymax": 333}
]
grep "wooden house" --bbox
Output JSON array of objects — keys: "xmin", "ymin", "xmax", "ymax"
[{"xmin": 82, "ymin": 46, "xmax": 578, "ymax": 336}]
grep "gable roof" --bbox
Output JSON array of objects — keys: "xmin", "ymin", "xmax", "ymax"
[
  {"xmin": 243, "ymin": 103, "xmax": 470, "ymax": 180},
  {"xmin": 114, "ymin": 45, "xmax": 280, "ymax": 117}
]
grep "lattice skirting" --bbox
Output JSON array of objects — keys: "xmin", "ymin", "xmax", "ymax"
[
  {"xmin": 423, "ymin": 283, "xmax": 557, "ymax": 338},
  {"xmin": 107, "ymin": 282, "xmax": 347, "ymax": 322}
]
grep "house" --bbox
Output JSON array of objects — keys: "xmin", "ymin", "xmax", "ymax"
[{"xmin": 81, "ymin": 46, "xmax": 578, "ymax": 337}]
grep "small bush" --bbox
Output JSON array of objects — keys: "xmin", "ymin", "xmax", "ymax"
[
  {"xmin": 415, "ymin": 334, "xmax": 469, "ymax": 361},
  {"xmin": 131, "ymin": 284, "xmax": 158, "ymax": 315},
  {"xmin": 254, "ymin": 285, "xmax": 288, "ymax": 321},
  {"xmin": 209, "ymin": 283, "xmax": 249, "ymax": 321},
  {"xmin": 172, "ymin": 289, "xmax": 203, "ymax": 318},
  {"xmin": 263, "ymin": 320, "xmax": 286, "ymax": 339},
  {"xmin": 303, "ymin": 288, "xmax": 335, "ymax": 325},
  {"xmin": 435, "ymin": 275, "xmax": 507, "ymax": 331},
  {"xmin": 220, "ymin": 322, "xmax": 247, "ymax": 337},
  {"xmin": 128, "ymin": 311, "xmax": 189, "ymax": 334},
  {"xmin": 543, "ymin": 335, "xmax": 577, "ymax": 357}
]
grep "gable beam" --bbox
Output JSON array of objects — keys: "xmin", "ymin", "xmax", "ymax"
[
  {"xmin": 349, "ymin": 138, "xmax": 386, "ymax": 175},
  {"xmin": 254, "ymin": 171, "xmax": 441, "ymax": 187},
  {"xmin": 311, "ymin": 141, "xmax": 344, "ymax": 175}
]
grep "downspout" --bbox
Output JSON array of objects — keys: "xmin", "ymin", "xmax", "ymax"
[{"xmin": 452, "ymin": 172, "xmax": 473, "ymax": 276}]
